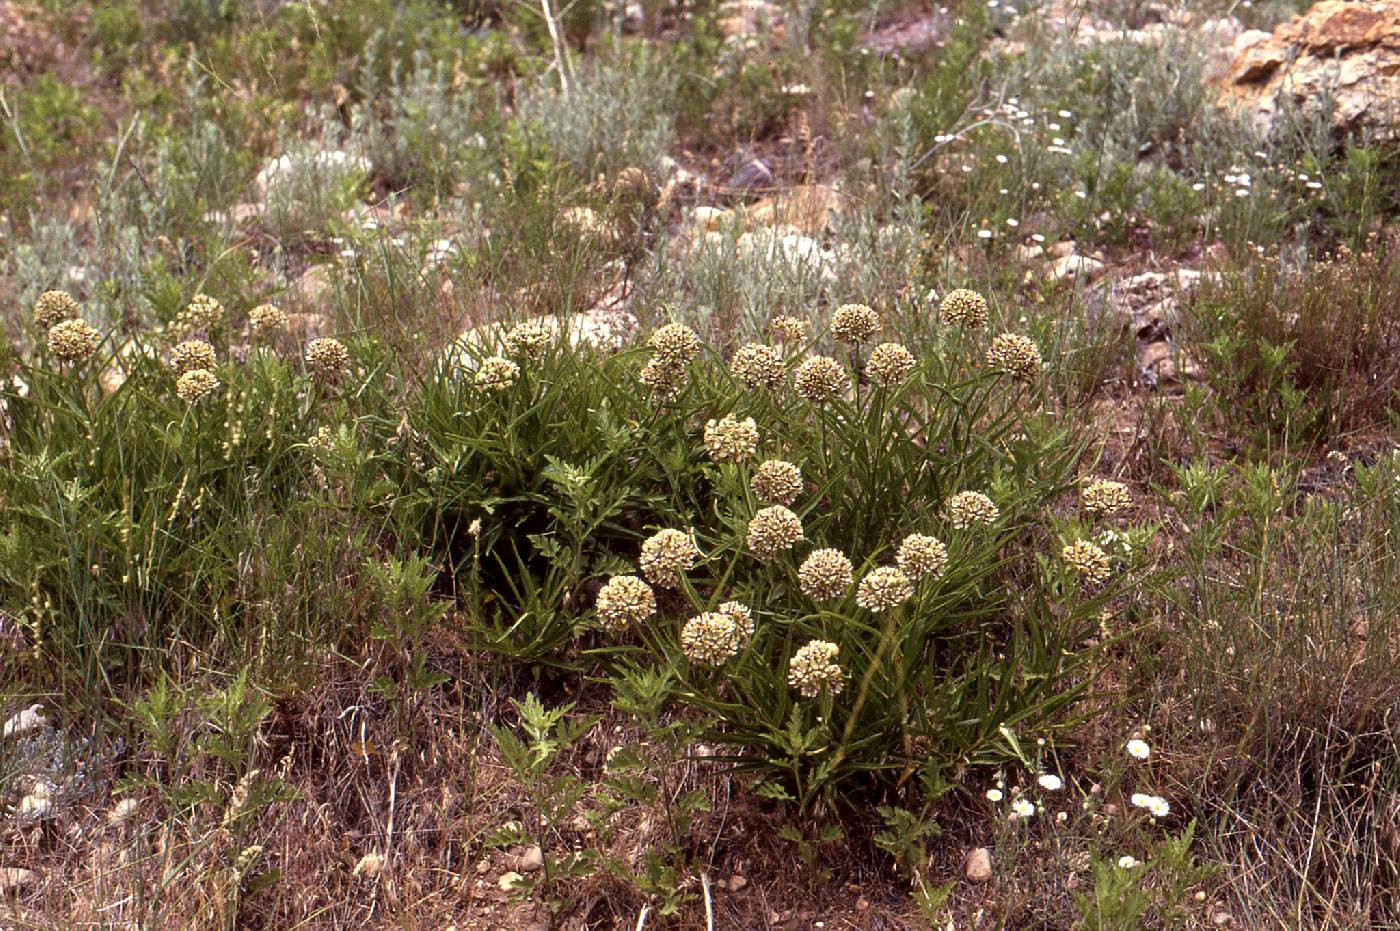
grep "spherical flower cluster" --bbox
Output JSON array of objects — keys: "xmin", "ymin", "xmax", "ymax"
[
  {"xmin": 751, "ymin": 459, "xmax": 803, "ymax": 506},
  {"xmin": 680, "ymin": 611, "xmax": 743, "ymax": 665},
  {"xmin": 703, "ymin": 414, "xmax": 759, "ymax": 464},
  {"xmin": 939, "ymin": 288, "xmax": 989, "ymax": 327},
  {"xmin": 34, "ymin": 290, "xmax": 79, "ymax": 330},
  {"xmin": 176, "ymin": 368, "xmax": 220, "ymax": 404},
  {"xmin": 793, "ymin": 355, "xmax": 848, "ymax": 404},
  {"xmin": 730, "ymin": 343, "xmax": 785, "ymax": 389},
  {"xmin": 248, "ymin": 303, "xmax": 287, "ymax": 339},
  {"xmin": 639, "ymin": 529, "xmax": 700, "ymax": 588},
  {"xmin": 639, "ymin": 357, "xmax": 687, "ymax": 399},
  {"xmin": 866, "ymin": 342, "xmax": 916, "ymax": 387},
  {"xmin": 896, "ymin": 533, "xmax": 948, "ymax": 579},
  {"xmin": 856, "ymin": 566, "xmax": 915, "ymax": 611},
  {"xmin": 170, "ymin": 339, "xmax": 216, "ymax": 375},
  {"xmin": 746, "ymin": 506, "xmax": 804, "ymax": 561},
  {"xmin": 46, "ymin": 318, "xmax": 99, "ymax": 363},
  {"xmin": 1062, "ymin": 540, "xmax": 1112, "ymax": 585},
  {"xmin": 717, "ymin": 600, "xmax": 754, "ymax": 643},
  {"xmin": 649, "ymin": 323, "xmax": 700, "ymax": 365},
  {"xmin": 769, "ymin": 315, "xmax": 810, "ymax": 343},
  {"xmin": 787, "ymin": 640, "xmax": 845, "ymax": 698},
  {"xmin": 798, "ymin": 548, "xmax": 853, "ymax": 601},
  {"xmin": 986, "ymin": 333, "xmax": 1043, "ymax": 383},
  {"xmin": 830, "ymin": 303, "xmax": 879, "ymax": 344},
  {"xmin": 944, "ymin": 491, "xmax": 999, "ymax": 529},
  {"xmin": 475, "ymin": 356, "xmax": 520, "ymax": 393},
  {"xmin": 175, "ymin": 293, "xmax": 224, "ymax": 337},
  {"xmin": 305, "ymin": 337, "xmax": 350, "ymax": 382},
  {"xmin": 1081, "ymin": 479, "xmax": 1132, "ymax": 517},
  {"xmin": 595, "ymin": 575, "xmax": 656, "ymax": 633},
  {"xmin": 505, "ymin": 320, "xmax": 552, "ymax": 361}
]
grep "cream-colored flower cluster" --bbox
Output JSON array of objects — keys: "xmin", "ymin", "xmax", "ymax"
[
  {"xmin": 896, "ymin": 533, "xmax": 947, "ymax": 579},
  {"xmin": 681, "ymin": 610, "xmax": 744, "ymax": 665},
  {"xmin": 174, "ymin": 293, "xmax": 225, "ymax": 338},
  {"xmin": 34, "ymin": 290, "xmax": 79, "ymax": 331},
  {"xmin": 939, "ymin": 288, "xmax": 989, "ymax": 327},
  {"xmin": 746, "ymin": 506, "xmax": 804, "ymax": 561},
  {"xmin": 305, "ymin": 337, "xmax": 350, "ymax": 382},
  {"xmin": 794, "ymin": 355, "xmax": 847, "ymax": 404},
  {"xmin": 596, "ymin": 575, "xmax": 656, "ymax": 632},
  {"xmin": 768, "ymin": 315, "xmax": 810, "ymax": 344},
  {"xmin": 1081, "ymin": 479, "xmax": 1132, "ymax": 517},
  {"xmin": 986, "ymin": 333, "xmax": 1042, "ymax": 383},
  {"xmin": 170, "ymin": 339, "xmax": 217, "ymax": 375},
  {"xmin": 751, "ymin": 459, "xmax": 803, "ymax": 506},
  {"xmin": 639, "ymin": 529, "xmax": 700, "ymax": 588},
  {"xmin": 787, "ymin": 640, "xmax": 845, "ymax": 697},
  {"xmin": 1061, "ymin": 540, "xmax": 1111, "ymax": 585},
  {"xmin": 798, "ymin": 548, "xmax": 853, "ymax": 601},
  {"xmin": 830, "ymin": 303, "xmax": 879, "ymax": 344},
  {"xmin": 641, "ymin": 323, "xmax": 701, "ymax": 399},
  {"xmin": 866, "ymin": 342, "xmax": 915, "ymax": 387},
  {"xmin": 856, "ymin": 566, "xmax": 914, "ymax": 611},
  {"xmin": 704, "ymin": 414, "xmax": 759, "ymax": 464},
  {"xmin": 505, "ymin": 320, "xmax": 552, "ymax": 361},
  {"xmin": 944, "ymin": 491, "xmax": 999, "ymax": 529},
  {"xmin": 46, "ymin": 318, "xmax": 99, "ymax": 363},
  {"xmin": 475, "ymin": 356, "xmax": 520, "ymax": 393},
  {"xmin": 176, "ymin": 368, "xmax": 220, "ymax": 404},
  {"xmin": 730, "ymin": 343, "xmax": 785, "ymax": 389},
  {"xmin": 249, "ymin": 303, "xmax": 287, "ymax": 340}
]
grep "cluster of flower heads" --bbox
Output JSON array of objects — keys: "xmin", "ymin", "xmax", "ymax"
[
  {"xmin": 746, "ymin": 505, "xmax": 804, "ymax": 560},
  {"xmin": 829, "ymin": 303, "xmax": 880, "ymax": 344},
  {"xmin": 504, "ymin": 320, "xmax": 553, "ymax": 361},
  {"xmin": 939, "ymin": 288, "xmax": 989, "ymax": 328},
  {"xmin": 640, "ymin": 322, "xmax": 701, "ymax": 399},
  {"xmin": 176, "ymin": 368, "xmax": 220, "ymax": 404},
  {"xmin": 793, "ymin": 355, "xmax": 848, "ymax": 404},
  {"xmin": 1081, "ymin": 479, "xmax": 1132, "ymax": 517},
  {"xmin": 798, "ymin": 548, "xmax": 854, "ymax": 601},
  {"xmin": 305, "ymin": 337, "xmax": 350, "ymax": 383},
  {"xmin": 768, "ymin": 315, "xmax": 810, "ymax": 344},
  {"xmin": 638, "ymin": 529, "xmax": 701, "ymax": 589},
  {"xmin": 680, "ymin": 602, "xmax": 754, "ymax": 665},
  {"xmin": 46, "ymin": 318, "xmax": 100, "ymax": 364},
  {"xmin": 1061, "ymin": 540, "xmax": 1112, "ymax": 586},
  {"xmin": 34, "ymin": 290, "xmax": 79, "ymax": 331},
  {"xmin": 729, "ymin": 343, "xmax": 785, "ymax": 389},
  {"xmin": 595, "ymin": 575, "xmax": 657, "ymax": 633},
  {"xmin": 787, "ymin": 640, "xmax": 845, "ymax": 697},
  {"xmin": 865, "ymin": 342, "xmax": 916, "ymax": 387},
  {"xmin": 475, "ymin": 356, "xmax": 520, "ymax": 393},
  {"xmin": 173, "ymin": 293, "xmax": 224, "ymax": 339},
  {"xmin": 704, "ymin": 414, "xmax": 759, "ymax": 464},
  {"xmin": 856, "ymin": 566, "xmax": 915, "ymax": 611},
  {"xmin": 896, "ymin": 533, "xmax": 948, "ymax": 579},
  {"xmin": 943, "ymin": 491, "xmax": 1000, "ymax": 529},
  {"xmin": 751, "ymin": 459, "xmax": 803, "ymax": 506},
  {"xmin": 986, "ymin": 333, "xmax": 1043, "ymax": 383},
  {"xmin": 248, "ymin": 304, "xmax": 287, "ymax": 340},
  {"xmin": 170, "ymin": 339, "xmax": 217, "ymax": 375}
]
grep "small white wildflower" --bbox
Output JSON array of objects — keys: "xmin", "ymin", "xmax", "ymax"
[
  {"xmin": 1010, "ymin": 798, "xmax": 1035, "ymax": 819},
  {"xmin": 1118, "ymin": 855, "xmax": 1140, "ymax": 869},
  {"xmin": 1126, "ymin": 739, "xmax": 1151, "ymax": 760},
  {"xmin": 1038, "ymin": 774, "xmax": 1063, "ymax": 791},
  {"xmin": 985, "ymin": 788, "xmax": 1003, "ymax": 802}
]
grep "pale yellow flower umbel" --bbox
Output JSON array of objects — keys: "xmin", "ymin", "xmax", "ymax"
[
  {"xmin": 639, "ymin": 357, "xmax": 687, "ymax": 399},
  {"xmin": 896, "ymin": 534, "xmax": 948, "ymax": 580},
  {"xmin": 769, "ymin": 315, "xmax": 811, "ymax": 344},
  {"xmin": 730, "ymin": 343, "xmax": 785, "ymax": 389},
  {"xmin": 787, "ymin": 640, "xmax": 845, "ymax": 698},
  {"xmin": 986, "ymin": 333, "xmax": 1043, "ymax": 383},
  {"xmin": 746, "ymin": 506, "xmax": 804, "ymax": 561},
  {"xmin": 1062, "ymin": 540, "xmax": 1112, "ymax": 585},
  {"xmin": 46, "ymin": 318, "xmax": 100, "ymax": 364},
  {"xmin": 830, "ymin": 303, "xmax": 880, "ymax": 344},
  {"xmin": 944, "ymin": 491, "xmax": 999, "ymax": 529},
  {"xmin": 305, "ymin": 337, "xmax": 350, "ymax": 382},
  {"xmin": 939, "ymin": 288, "xmax": 989, "ymax": 327},
  {"xmin": 1081, "ymin": 479, "xmax": 1132, "ymax": 517},
  {"xmin": 751, "ymin": 459, "xmax": 803, "ymax": 506},
  {"xmin": 174, "ymin": 293, "xmax": 225, "ymax": 338},
  {"xmin": 866, "ymin": 342, "xmax": 916, "ymax": 387},
  {"xmin": 475, "ymin": 356, "xmax": 520, "ymax": 393},
  {"xmin": 856, "ymin": 566, "xmax": 914, "ymax": 611},
  {"xmin": 704, "ymin": 414, "xmax": 759, "ymax": 464},
  {"xmin": 649, "ymin": 323, "xmax": 700, "ymax": 365},
  {"xmin": 170, "ymin": 339, "xmax": 217, "ymax": 375},
  {"xmin": 595, "ymin": 575, "xmax": 656, "ymax": 633},
  {"xmin": 798, "ymin": 548, "xmax": 853, "ymax": 601},
  {"xmin": 680, "ymin": 611, "xmax": 743, "ymax": 665},
  {"xmin": 176, "ymin": 368, "xmax": 220, "ymax": 405},
  {"xmin": 34, "ymin": 290, "xmax": 79, "ymax": 330},
  {"xmin": 639, "ymin": 529, "xmax": 700, "ymax": 588},
  {"xmin": 505, "ymin": 320, "xmax": 552, "ymax": 361},
  {"xmin": 793, "ymin": 355, "xmax": 848, "ymax": 404},
  {"xmin": 248, "ymin": 303, "xmax": 288, "ymax": 340}
]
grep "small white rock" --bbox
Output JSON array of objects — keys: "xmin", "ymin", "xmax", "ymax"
[
  {"xmin": 517, "ymin": 844, "xmax": 544, "ymax": 873},
  {"xmin": 3, "ymin": 705, "xmax": 47, "ymax": 739},
  {"xmin": 964, "ymin": 846, "xmax": 993, "ymax": 883}
]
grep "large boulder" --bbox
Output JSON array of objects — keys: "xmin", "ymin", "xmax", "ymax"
[{"xmin": 1219, "ymin": 0, "xmax": 1400, "ymax": 141}]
